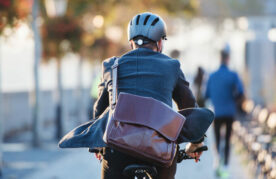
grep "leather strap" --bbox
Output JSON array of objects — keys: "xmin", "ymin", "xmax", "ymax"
[{"xmin": 111, "ymin": 58, "xmax": 119, "ymax": 109}]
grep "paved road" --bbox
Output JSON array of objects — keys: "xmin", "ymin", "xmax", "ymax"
[{"xmin": 1, "ymin": 128, "xmax": 252, "ymax": 179}]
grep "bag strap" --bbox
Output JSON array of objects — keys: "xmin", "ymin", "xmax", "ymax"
[{"xmin": 111, "ymin": 57, "xmax": 119, "ymax": 109}]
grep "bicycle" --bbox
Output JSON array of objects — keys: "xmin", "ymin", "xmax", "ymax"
[
  {"xmin": 89, "ymin": 144, "xmax": 208, "ymax": 179},
  {"xmin": 122, "ymin": 145, "xmax": 208, "ymax": 179}
]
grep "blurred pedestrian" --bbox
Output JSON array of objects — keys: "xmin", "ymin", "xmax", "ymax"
[
  {"xmin": 205, "ymin": 44, "xmax": 244, "ymax": 178},
  {"xmin": 193, "ymin": 66, "xmax": 206, "ymax": 107}
]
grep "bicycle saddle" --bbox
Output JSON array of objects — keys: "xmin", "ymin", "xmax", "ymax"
[{"xmin": 123, "ymin": 164, "xmax": 157, "ymax": 178}]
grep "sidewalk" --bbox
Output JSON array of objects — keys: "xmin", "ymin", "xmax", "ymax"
[
  {"xmin": 25, "ymin": 147, "xmax": 101, "ymax": 179},
  {"xmin": 2, "ymin": 142, "xmax": 101, "ymax": 179},
  {"xmin": 1, "ymin": 128, "xmax": 252, "ymax": 179}
]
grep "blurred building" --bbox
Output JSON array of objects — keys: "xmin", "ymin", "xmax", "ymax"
[
  {"xmin": 199, "ymin": 0, "xmax": 276, "ymax": 108},
  {"xmin": 245, "ymin": 17, "xmax": 276, "ymax": 107}
]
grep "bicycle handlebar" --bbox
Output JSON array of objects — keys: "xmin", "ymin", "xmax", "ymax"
[
  {"xmin": 193, "ymin": 146, "xmax": 208, "ymax": 153},
  {"xmin": 177, "ymin": 146, "xmax": 208, "ymax": 163},
  {"xmin": 89, "ymin": 145, "xmax": 208, "ymax": 164}
]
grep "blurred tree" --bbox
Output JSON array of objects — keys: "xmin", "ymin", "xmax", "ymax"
[
  {"xmin": 42, "ymin": 16, "xmax": 83, "ymax": 59},
  {"xmin": 31, "ymin": 0, "xmax": 41, "ymax": 147},
  {"xmin": 0, "ymin": 36, "xmax": 2, "ymax": 177},
  {"xmin": 67, "ymin": 0, "xmax": 199, "ymax": 16},
  {"xmin": 41, "ymin": 15, "xmax": 84, "ymax": 139},
  {"xmin": 0, "ymin": 0, "xmax": 41, "ymax": 147},
  {"xmin": 0, "ymin": 0, "xmax": 32, "ymax": 35},
  {"xmin": 37, "ymin": 0, "xmax": 201, "ymax": 74},
  {"xmin": 0, "ymin": 0, "xmax": 33, "ymax": 173},
  {"xmin": 65, "ymin": 0, "xmax": 200, "ymax": 61}
]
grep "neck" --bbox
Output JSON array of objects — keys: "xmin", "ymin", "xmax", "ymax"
[{"xmin": 133, "ymin": 46, "xmax": 158, "ymax": 52}]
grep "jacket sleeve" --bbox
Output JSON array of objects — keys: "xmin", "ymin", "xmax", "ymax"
[
  {"xmin": 93, "ymin": 78, "xmax": 109, "ymax": 119},
  {"xmin": 93, "ymin": 57, "xmax": 117, "ymax": 119},
  {"xmin": 173, "ymin": 68, "xmax": 197, "ymax": 110},
  {"xmin": 234, "ymin": 72, "xmax": 244, "ymax": 97}
]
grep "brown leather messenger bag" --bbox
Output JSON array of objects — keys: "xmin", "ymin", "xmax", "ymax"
[{"xmin": 103, "ymin": 58, "xmax": 186, "ymax": 167}]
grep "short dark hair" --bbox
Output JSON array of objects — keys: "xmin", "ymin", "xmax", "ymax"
[{"xmin": 221, "ymin": 51, "xmax": 229, "ymax": 61}]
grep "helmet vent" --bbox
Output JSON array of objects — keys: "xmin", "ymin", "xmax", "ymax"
[
  {"xmin": 143, "ymin": 15, "xmax": 151, "ymax": 25},
  {"xmin": 151, "ymin": 18, "xmax": 159, "ymax": 26},
  {"xmin": 130, "ymin": 20, "xmax": 132, "ymax": 25},
  {"xmin": 136, "ymin": 15, "xmax": 141, "ymax": 25}
]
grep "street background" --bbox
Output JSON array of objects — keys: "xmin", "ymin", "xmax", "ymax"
[
  {"xmin": 2, "ymin": 125, "xmax": 252, "ymax": 179},
  {"xmin": 1, "ymin": 0, "xmax": 276, "ymax": 178}
]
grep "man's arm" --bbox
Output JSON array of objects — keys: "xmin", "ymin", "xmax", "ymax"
[
  {"xmin": 173, "ymin": 68, "xmax": 205, "ymax": 159},
  {"xmin": 234, "ymin": 73, "xmax": 244, "ymax": 97},
  {"xmin": 93, "ymin": 79, "xmax": 109, "ymax": 119},
  {"xmin": 173, "ymin": 69, "xmax": 197, "ymax": 109},
  {"xmin": 93, "ymin": 57, "xmax": 116, "ymax": 119},
  {"xmin": 233, "ymin": 73, "xmax": 245, "ymax": 111}
]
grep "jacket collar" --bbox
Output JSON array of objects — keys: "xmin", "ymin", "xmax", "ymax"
[{"xmin": 219, "ymin": 64, "xmax": 228, "ymax": 70}]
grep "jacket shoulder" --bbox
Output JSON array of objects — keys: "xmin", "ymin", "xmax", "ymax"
[
  {"xmin": 165, "ymin": 57, "xmax": 181, "ymax": 74},
  {"xmin": 102, "ymin": 56, "xmax": 118, "ymax": 73},
  {"xmin": 170, "ymin": 58, "xmax": 181, "ymax": 68},
  {"xmin": 100, "ymin": 56, "xmax": 118, "ymax": 83},
  {"xmin": 158, "ymin": 53, "xmax": 181, "ymax": 67},
  {"xmin": 229, "ymin": 70, "xmax": 239, "ymax": 77}
]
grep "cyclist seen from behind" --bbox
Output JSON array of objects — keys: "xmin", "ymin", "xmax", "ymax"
[{"xmin": 90, "ymin": 12, "xmax": 206, "ymax": 179}]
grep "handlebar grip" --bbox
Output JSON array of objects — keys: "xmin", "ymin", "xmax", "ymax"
[
  {"xmin": 177, "ymin": 145, "xmax": 208, "ymax": 163},
  {"xmin": 88, "ymin": 148, "xmax": 99, "ymax": 153},
  {"xmin": 193, "ymin": 146, "xmax": 208, "ymax": 153}
]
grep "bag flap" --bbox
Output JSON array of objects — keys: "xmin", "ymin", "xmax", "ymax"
[{"xmin": 113, "ymin": 93, "xmax": 185, "ymax": 141}]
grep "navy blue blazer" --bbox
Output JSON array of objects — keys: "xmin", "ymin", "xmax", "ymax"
[
  {"xmin": 94, "ymin": 48, "xmax": 196, "ymax": 118},
  {"xmin": 59, "ymin": 48, "xmax": 197, "ymax": 149}
]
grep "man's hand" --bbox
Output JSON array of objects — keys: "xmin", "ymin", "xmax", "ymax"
[
  {"xmin": 185, "ymin": 142, "xmax": 204, "ymax": 162},
  {"xmin": 95, "ymin": 153, "xmax": 102, "ymax": 161}
]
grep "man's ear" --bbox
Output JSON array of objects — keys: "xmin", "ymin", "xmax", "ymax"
[
  {"xmin": 130, "ymin": 40, "xmax": 135, "ymax": 49},
  {"xmin": 157, "ymin": 40, "xmax": 163, "ymax": 52}
]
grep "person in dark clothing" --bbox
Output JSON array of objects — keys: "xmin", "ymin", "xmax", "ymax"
[
  {"xmin": 193, "ymin": 66, "xmax": 206, "ymax": 107},
  {"xmin": 92, "ymin": 12, "xmax": 204, "ymax": 179},
  {"xmin": 205, "ymin": 45, "xmax": 244, "ymax": 178}
]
